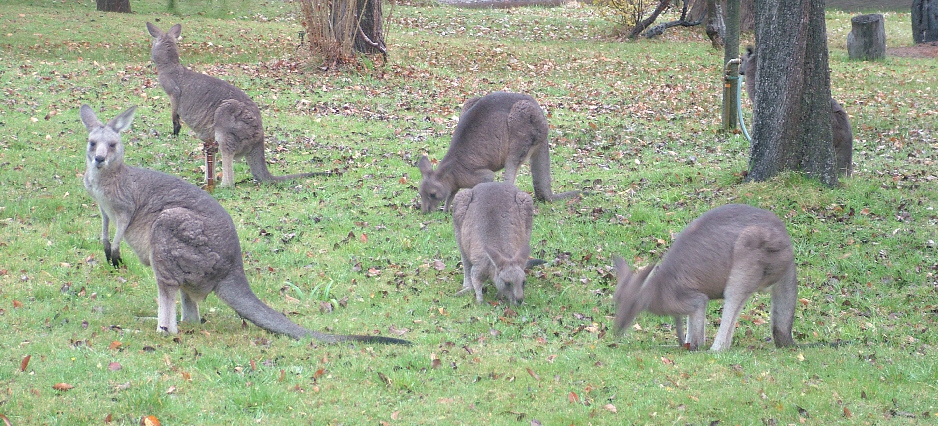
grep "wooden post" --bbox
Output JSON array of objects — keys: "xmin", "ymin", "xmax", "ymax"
[
  {"xmin": 722, "ymin": 0, "xmax": 741, "ymax": 132},
  {"xmin": 847, "ymin": 14, "xmax": 886, "ymax": 60}
]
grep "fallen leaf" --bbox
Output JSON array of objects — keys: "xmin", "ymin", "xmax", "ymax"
[
  {"xmin": 166, "ymin": 386, "xmax": 176, "ymax": 394},
  {"xmin": 104, "ymin": 413, "xmax": 112, "ymax": 423},
  {"xmin": 661, "ymin": 356, "xmax": 674, "ymax": 365},
  {"xmin": 1, "ymin": 414, "xmax": 11, "ymax": 426},
  {"xmin": 526, "ymin": 367, "xmax": 540, "ymax": 381},
  {"xmin": 568, "ymin": 391, "xmax": 580, "ymax": 404},
  {"xmin": 12, "ymin": 300, "xmax": 23, "ymax": 308},
  {"xmin": 52, "ymin": 383, "xmax": 74, "ymax": 391},
  {"xmin": 109, "ymin": 341, "xmax": 122, "ymax": 350},
  {"xmin": 604, "ymin": 403, "xmax": 618, "ymax": 413},
  {"xmin": 843, "ymin": 406, "xmax": 852, "ymax": 418},
  {"xmin": 360, "ymin": 233, "xmax": 368, "ymax": 243},
  {"xmin": 377, "ymin": 371, "xmax": 391, "ymax": 386},
  {"xmin": 141, "ymin": 415, "xmax": 161, "ymax": 426},
  {"xmin": 20, "ymin": 355, "xmax": 30, "ymax": 372},
  {"xmin": 108, "ymin": 362, "xmax": 122, "ymax": 371}
]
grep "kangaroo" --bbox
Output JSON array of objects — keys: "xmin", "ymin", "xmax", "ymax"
[
  {"xmin": 612, "ymin": 204, "xmax": 797, "ymax": 351},
  {"xmin": 740, "ymin": 46, "xmax": 854, "ymax": 176},
  {"xmin": 80, "ymin": 104, "xmax": 409, "ymax": 345},
  {"xmin": 417, "ymin": 91, "xmax": 579, "ymax": 213},
  {"xmin": 146, "ymin": 22, "xmax": 327, "ymax": 187},
  {"xmin": 452, "ymin": 182, "xmax": 538, "ymax": 305}
]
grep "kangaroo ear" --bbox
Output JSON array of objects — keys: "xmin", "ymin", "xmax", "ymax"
[
  {"xmin": 79, "ymin": 104, "xmax": 103, "ymax": 131},
  {"xmin": 168, "ymin": 24, "xmax": 182, "ymax": 40},
  {"xmin": 417, "ymin": 155, "xmax": 434, "ymax": 176},
  {"xmin": 146, "ymin": 22, "xmax": 162, "ymax": 37},
  {"xmin": 107, "ymin": 106, "xmax": 137, "ymax": 133},
  {"xmin": 746, "ymin": 45, "xmax": 754, "ymax": 56},
  {"xmin": 485, "ymin": 249, "xmax": 510, "ymax": 269},
  {"xmin": 461, "ymin": 96, "xmax": 481, "ymax": 115}
]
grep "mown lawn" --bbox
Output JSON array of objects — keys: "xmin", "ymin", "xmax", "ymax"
[{"xmin": 0, "ymin": 0, "xmax": 935, "ymax": 424}]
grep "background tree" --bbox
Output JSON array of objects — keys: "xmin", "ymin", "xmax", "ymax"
[
  {"xmin": 748, "ymin": 0, "xmax": 837, "ymax": 185},
  {"xmin": 298, "ymin": 0, "xmax": 387, "ymax": 68},
  {"xmin": 96, "ymin": 0, "xmax": 131, "ymax": 13}
]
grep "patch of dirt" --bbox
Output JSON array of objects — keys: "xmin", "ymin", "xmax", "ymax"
[{"xmin": 887, "ymin": 41, "xmax": 938, "ymax": 58}]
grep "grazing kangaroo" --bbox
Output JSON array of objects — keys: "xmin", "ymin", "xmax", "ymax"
[
  {"xmin": 80, "ymin": 104, "xmax": 408, "ymax": 345},
  {"xmin": 146, "ymin": 22, "xmax": 327, "ymax": 187},
  {"xmin": 612, "ymin": 204, "xmax": 797, "ymax": 351},
  {"xmin": 452, "ymin": 182, "xmax": 537, "ymax": 305},
  {"xmin": 417, "ymin": 91, "xmax": 579, "ymax": 213},
  {"xmin": 740, "ymin": 46, "xmax": 854, "ymax": 176}
]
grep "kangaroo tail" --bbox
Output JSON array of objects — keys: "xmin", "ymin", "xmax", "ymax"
[
  {"xmin": 246, "ymin": 140, "xmax": 336, "ymax": 183},
  {"xmin": 269, "ymin": 170, "xmax": 334, "ymax": 182},
  {"xmin": 525, "ymin": 258, "xmax": 547, "ymax": 269},
  {"xmin": 529, "ymin": 144, "xmax": 580, "ymax": 201},
  {"xmin": 214, "ymin": 275, "xmax": 410, "ymax": 345}
]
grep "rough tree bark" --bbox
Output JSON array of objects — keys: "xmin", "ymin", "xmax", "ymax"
[
  {"xmin": 721, "ymin": 0, "xmax": 741, "ymax": 131},
  {"xmin": 96, "ymin": 0, "xmax": 131, "ymax": 13},
  {"xmin": 912, "ymin": 0, "xmax": 938, "ymax": 44},
  {"xmin": 706, "ymin": 0, "xmax": 726, "ymax": 49},
  {"xmin": 749, "ymin": 0, "xmax": 837, "ymax": 186},
  {"xmin": 352, "ymin": 0, "xmax": 386, "ymax": 55},
  {"xmin": 846, "ymin": 14, "xmax": 886, "ymax": 60},
  {"xmin": 332, "ymin": 0, "xmax": 386, "ymax": 55}
]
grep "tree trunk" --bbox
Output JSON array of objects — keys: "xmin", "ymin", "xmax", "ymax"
[
  {"xmin": 748, "ymin": 0, "xmax": 837, "ymax": 186},
  {"xmin": 353, "ymin": 0, "xmax": 386, "ymax": 55},
  {"xmin": 846, "ymin": 14, "xmax": 886, "ymax": 60},
  {"xmin": 722, "ymin": 0, "xmax": 741, "ymax": 131},
  {"xmin": 912, "ymin": 0, "xmax": 938, "ymax": 44},
  {"xmin": 96, "ymin": 0, "xmax": 131, "ymax": 13},
  {"xmin": 630, "ymin": 0, "xmax": 672, "ymax": 38},
  {"xmin": 706, "ymin": 0, "xmax": 726, "ymax": 48},
  {"xmin": 689, "ymin": 0, "xmax": 754, "ymax": 32}
]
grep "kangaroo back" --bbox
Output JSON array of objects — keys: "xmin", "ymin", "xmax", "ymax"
[
  {"xmin": 452, "ymin": 182, "xmax": 534, "ymax": 304},
  {"xmin": 80, "ymin": 105, "xmax": 407, "ymax": 345},
  {"xmin": 417, "ymin": 91, "xmax": 577, "ymax": 213},
  {"xmin": 613, "ymin": 204, "xmax": 796, "ymax": 351}
]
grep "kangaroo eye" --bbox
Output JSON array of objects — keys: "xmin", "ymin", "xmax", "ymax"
[
  {"xmin": 109, "ymin": 143, "xmax": 117, "ymax": 148},
  {"xmin": 88, "ymin": 141, "xmax": 96, "ymax": 148}
]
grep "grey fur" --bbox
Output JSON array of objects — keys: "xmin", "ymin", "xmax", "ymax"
[
  {"xmin": 452, "ymin": 182, "xmax": 535, "ymax": 304},
  {"xmin": 80, "ymin": 104, "xmax": 409, "ymax": 345},
  {"xmin": 417, "ymin": 91, "xmax": 579, "ymax": 213},
  {"xmin": 146, "ymin": 22, "xmax": 327, "ymax": 187},
  {"xmin": 612, "ymin": 204, "xmax": 797, "ymax": 351},
  {"xmin": 741, "ymin": 46, "xmax": 854, "ymax": 176}
]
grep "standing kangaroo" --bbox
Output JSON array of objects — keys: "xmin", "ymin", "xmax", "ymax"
[
  {"xmin": 452, "ymin": 182, "xmax": 536, "ymax": 305},
  {"xmin": 612, "ymin": 204, "xmax": 797, "ymax": 351},
  {"xmin": 146, "ymin": 22, "xmax": 326, "ymax": 187},
  {"xmin": 417, "ymin": 91, "xmax": 578, "ymax": 213},
  {"xmin": 80, "ymin": 104, "xmax": 408, "ymax": 345},
  {"xmin": 740, "ymin": 46, "xmax": 854, "ymax": 176}
]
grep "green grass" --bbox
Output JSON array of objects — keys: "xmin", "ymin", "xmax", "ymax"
[{"xmin": 1, "ymin": 0, "xmax": 936, "ymax": 424}]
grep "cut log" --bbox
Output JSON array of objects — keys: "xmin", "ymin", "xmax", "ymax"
[{"xmin": 846, "ymin": 14, "xmax": 886, "ymax": 61}]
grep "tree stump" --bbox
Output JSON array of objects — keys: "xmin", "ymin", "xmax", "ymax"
[
  {"xmin": 847, "ymin": 14, "xmax": 886, "ymax": 61},
  {"xmin": 912, "ymin": 0, "xmax": 938, "ymax": 44}
]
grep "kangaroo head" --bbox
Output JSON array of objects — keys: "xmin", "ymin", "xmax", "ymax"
[
  {"xmin": 739, "ymin": 45, "xmax": 756, "ymax": 76},
  {"xmin": 146, "ymin": 22, "xmax": 182, "ymax": 66},
  {"xmin": 612, "ymin": 256, "xmax": 656, "ymax": 335},
  {"xmin": 488, "ymin": 250, "xmax": 526, "ymax": 305},
  {"xmin": 80, "ymin": 105, "xmax": 136, "ymax": 171},
  {"xmin": 417, "ymin": 155, "xmax": 451, "ymax": 213}
]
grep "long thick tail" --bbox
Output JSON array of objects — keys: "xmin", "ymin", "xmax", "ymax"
[
  {"xmin": 529, "ymin": 144, "xmax": 579, "ymax": 202},
  {"xmin": 246, "ymin": 142, "xmax": 334, "ymax": 184},
  {"xmin": 214, "ymin": 275, "xmax": 411, "ymax": 345}
]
